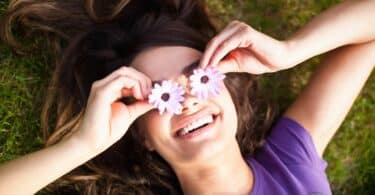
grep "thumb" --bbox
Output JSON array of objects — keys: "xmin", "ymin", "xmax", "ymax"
[
  {"xmin": 110, "ymin": 101, "xmax": 153, "ymax": 138},
  {"xmin": 216, "ymin": 49, "xmax": 258, "ymax": 73},
  {"xmin": 216, "ymin": 53, "xmax": 241, "ymax": 73},
  {"xmin": 125, "ymin": 100, "xmax": 154, "ymax": 122},
  {"xmin": 111, "ymin": 100, "xmax": 153, "ymax": 121},
  {"xmin": 220, "ymin": 49, "xmax": 273, "ymax": 74}
]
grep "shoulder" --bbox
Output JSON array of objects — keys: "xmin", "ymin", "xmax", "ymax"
[
  {"xmin": 257, "ymin": 116, "xmax": 327, "ymax": 168},
  {"xmin": 244, "ymin": 116, "xmax": 332, "ymax": 194}
]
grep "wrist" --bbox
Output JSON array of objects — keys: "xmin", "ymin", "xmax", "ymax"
[
  {"xmin": 59, "ymin": 133, "xmax": 100, "ymax": 161},
  {"xmin": 284, "ymin": 38, "xmax": 310, "ymax": 67}
]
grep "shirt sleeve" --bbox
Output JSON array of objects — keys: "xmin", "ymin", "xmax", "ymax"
[{"xmin": 265, "ymin": 116, "xmax": 327, "ymax": 170}]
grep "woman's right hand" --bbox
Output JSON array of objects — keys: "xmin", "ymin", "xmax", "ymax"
[{"xmin": 72, "ymin": 66, "xmax": 154, "ymax": 155}]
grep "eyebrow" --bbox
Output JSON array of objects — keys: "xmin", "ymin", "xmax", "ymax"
[
  {"xmin": 152, "ymin": 59, "xmax": 200, "ymax": 85},
  {"xmin": 181, "ymin": 59, "xmax": 200, "ymax": 75}
]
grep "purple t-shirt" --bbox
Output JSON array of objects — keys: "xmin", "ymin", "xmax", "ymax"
[{"xmin": 245, "ymin": 116, "xmax": 332, "ymax": 195}]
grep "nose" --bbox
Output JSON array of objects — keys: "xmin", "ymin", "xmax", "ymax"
[
  {"xmin": 177, "ymin": 75, "xmax": 199, "ymax": 112},
  {"xmin": 181, "ymin": 92, "xmax": 199, "ymax": 112}
]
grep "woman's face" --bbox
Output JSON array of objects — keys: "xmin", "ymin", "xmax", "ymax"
[{"xmin": 131, "ymin": 46, "xmax": 238, "ymax": 167}]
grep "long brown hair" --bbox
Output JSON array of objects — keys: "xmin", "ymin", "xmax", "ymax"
[{"xmin": 0, "ymin": 0, "xmax": 277, "ymax": 194}]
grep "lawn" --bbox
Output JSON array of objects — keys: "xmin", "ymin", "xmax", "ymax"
[{"xmin": 0, "ymin": 0, "xmax": 374, "ymax": 194}]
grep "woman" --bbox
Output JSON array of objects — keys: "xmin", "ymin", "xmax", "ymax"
[{"xmin": 0, "ymin": 0, "xmax": 374, "ymax": 194}]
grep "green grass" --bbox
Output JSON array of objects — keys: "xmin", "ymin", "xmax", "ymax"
[
  {"xmin": 0, "ymin": 44, "xmax": 48, "ymax": 160},
  {"xmin": 0, "ymin": 0, "xmax": 374, "ymax": 194}
]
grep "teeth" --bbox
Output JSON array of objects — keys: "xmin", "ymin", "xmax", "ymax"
[{"xmin": 177, "ymin": 115, "xmax": 214, "ymax": 136}]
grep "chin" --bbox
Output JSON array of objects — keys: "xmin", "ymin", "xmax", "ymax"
[{"xmin": 176, "ymin": 134, "xmax": 232, "ymax": 164}]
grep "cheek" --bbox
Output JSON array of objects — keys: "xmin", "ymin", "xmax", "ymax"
[
  {"xmin": 143, "ymin": 112, "xmax": 163, "ymax": 134},
  {"xmin": 141, "ymin": 111, "xmax": 172, "ymax": 145},
  {"xmin": 219, "ymin": 87, "xmax": 238, "ymax": 132}
]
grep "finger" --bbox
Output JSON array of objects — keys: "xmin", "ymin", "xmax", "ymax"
[
  {"xmin": 119, "ymin": 67, "xmax": 152, "ymax": 98},
  {"xmin": 221, "ymin": 49, "xmax": 271, "ymax": 74},
  {"xmin": 110, "ymin": 101, "xmax": 153, "ymax": 135},
  {"xmin": 94, "ymin": 66, "xmax": 152, "ymax": 98},
  {"xmin": 94, "ymin": 66, "xmax": 130, "ymax": 86},
  {"xmin": 200, "ymin": 23, "xmax": 240, "ymax": 68},
  {"xmin": 114, "ymin": 66, "xmax": 152, "ymax": 96},
  {"xmin": 209, "ymin": 27, "xmax": 252, "ymax": 68},
  {"xmin": 126, "ymin": 100, "xmax": 154, "ymax": 122},
  {"xmin": 215, "ymin": 51, "xmax": 241, "ymax": 73},
  {"xmin": 199, "ymin": 22, "xmax": 242, "ymax": 68},
  {"xmin": 102, "ymin": 76, "xmax": 144, "ymax": 104}
]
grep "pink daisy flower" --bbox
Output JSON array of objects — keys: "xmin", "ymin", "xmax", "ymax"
[
  {"xmin": 189, "ymin": 66, "xmax": 226, "ymax": 99},
  {"xmin": 148, "ymin": 80, "xmax": 185, "ymax": 115}
]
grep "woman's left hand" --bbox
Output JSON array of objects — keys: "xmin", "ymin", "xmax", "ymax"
[{"xmin": 199, "ymin": 20, "xmax": 296, "ymax": 74}]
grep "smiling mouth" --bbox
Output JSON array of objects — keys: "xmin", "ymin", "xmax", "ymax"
[
  {"xmin": 175, "ymin": 114, "xmax": 217, "ymax": 137},
  {"xmin": 176, "ymin": 123, "xmax": 209, "ymax": 136}
]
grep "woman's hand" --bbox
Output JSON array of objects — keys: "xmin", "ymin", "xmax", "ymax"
[
  {"xmin": 0, "ymin": 66, "xmax": 154, "ymax": 194},
  {"xmin": 72, "ymin": 66, "xmax": 154, "ymax": 155},
  {"xmin": 199, "ymin": 20, "xmax": 296, "ymax": 74}
]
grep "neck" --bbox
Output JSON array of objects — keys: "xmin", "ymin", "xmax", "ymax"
[{"xmin": 172, "ymin": 141, "xmax": 254, "ymax": 195}]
